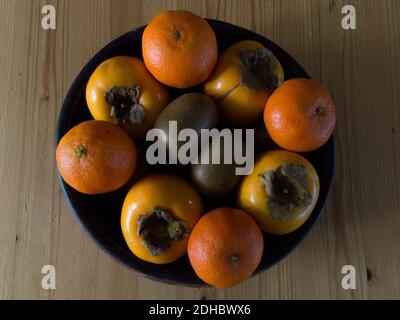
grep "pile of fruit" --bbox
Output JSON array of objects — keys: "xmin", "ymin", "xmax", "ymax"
[{"xmin": 56, "ymin": 11, "xmax": 336, "ymax": 288}]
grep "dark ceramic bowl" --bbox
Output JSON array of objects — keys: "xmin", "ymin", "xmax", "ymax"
[{"xmin": 55, "ymin": 19, "xmax": 335, "ymax": 286}]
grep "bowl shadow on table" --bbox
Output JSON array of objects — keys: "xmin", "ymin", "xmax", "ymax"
[{"xmin": 56, "ymin": 20, "xmax": 335, "ymax": 286}]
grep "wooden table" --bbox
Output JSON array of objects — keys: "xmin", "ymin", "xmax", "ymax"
[{"xmin": 0, "ymin": 0, "xmax": 399, "ymax": 300}]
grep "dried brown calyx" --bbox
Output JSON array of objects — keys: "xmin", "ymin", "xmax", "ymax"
[
  {"xmin": 240, "ymin": 47, "xmax": 281, "ymax": 91},
  {"xmin": 259, "ymin": 163, "xmax": 312, "ymax": 220},
  {"xmin": 137, "ymin": 207, "xmax": 190, "ymax": 256},
  {"xmin": 104, "ymin": 86, "xmax": 145, "ymax": 126}
]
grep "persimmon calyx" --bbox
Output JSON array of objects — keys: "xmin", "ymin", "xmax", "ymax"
[
  {"xmin": 239, "ymin": 47, "xmax": 281, "ymax": 91},
  {"xmin": 105, "ymin": 85, "xmax": 145, "ymax": 126},
  {"xmin": 259, "ymin": 163, "xmax": 312, "ymax": 220},
  {"xmin": 137, "ymin": 207, "xmax": 189, "ymax": 256}
]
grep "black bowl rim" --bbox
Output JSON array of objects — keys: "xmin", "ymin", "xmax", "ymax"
[{"xmin": 55, "ymin": 19, "xmax": 336, "ymax": 287}]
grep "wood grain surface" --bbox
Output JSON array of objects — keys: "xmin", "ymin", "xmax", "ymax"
[{"xmin": 0, "ymin": 0, "xmax": 399, "ymax": 300}]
